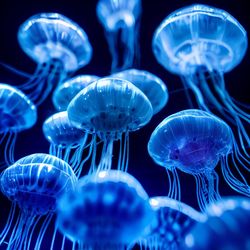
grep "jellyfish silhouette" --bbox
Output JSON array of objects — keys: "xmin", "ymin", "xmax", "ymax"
[
  {"xmin": 56, "ymin": 170, "xmax": 155, "ymax": 249},
  {"xmin": 43, "ymin": 111, "xmax": 89, "ymax": 177},
  {"xmin": 0, "ymin": 84, "xmax": 37, "ymax": 168},
  {"xmin": 184, "ymin": 196, "xmax": 250, "ymax": 250},
  {"xmin": 148, "ymin": 109, "xmax": 250, "ymax": 212},
  {"xmin": 112, "ymin": 68, "xmax": 169, "ymax": 114},
  {"xmin": 152, "ymin": 4, "xmax": 249, "ymax": 156},
  {"xmin": 139, "ymin": 196, "xmax": 206, "ymax": 250},
  {"xmin": 52, "ymin": 74, "xmax": 100, "ymax": 111},
  {"xmin": 67, "ymin": 78, "xmax": 153, "ymax": 173},
  {"xmin": 1, "ymin": 13, "xmax": 92, "ymax": 106},
  {"xmin": 96, "ymin": 0, "xmax": 142, "ymax": 72},
  {"xmin": 0, "ymin": 153, "xmax": 77, "ymax": 250}
]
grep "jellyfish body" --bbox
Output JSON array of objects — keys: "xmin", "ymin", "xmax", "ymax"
[
  {"xmin": 152, "ymin": 4, "xmax": 249, "ymax": 155},
  {"xmin": 112, "ymin": 68, "xmax": 169, "ymax": 114},
  {"xmin": 42, "ymin": 111, "xmax": 88, "ymax": 177},
  {"xmin": 184, "ymin": 196, "xmax": 250, "ymax": 250},
  {"xmin": 139, "ymin": 196, "xmax": 206, "ymax": 250},
  {"xmin": 56, "ymin": 170, "xmax": 155, "ymax": 249},
  {"xmin": 67, "ymin": 78, "xmax": 153, "ymax": 173},
  {"xmin": 0, "ymin": 153, "xmax": 77, "ymax": 250},
  {"xmin": 52, "ymin": 74, "xmax": 100, "ymax": 111},
  {"xmin": 0, "ymin": 84, "xmax": 37, "ymax": 167},
  {"xmin": 148, "ymin": 109, "xmax": 250, "ymax": 211},
  {"xmin": 96, "ymin": 0, "xmax": 142, "ymax": 72}
]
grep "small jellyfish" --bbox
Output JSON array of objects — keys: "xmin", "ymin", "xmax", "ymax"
[
  {"xmin": 148, "ymin": 109, "xmax": 250, "ymax": 212},
  {"xmin": 42, "ymin": 111, "xmax": 88, "ymax": 177},
  {"xmin": 52, "ymin": 74, "xmax": 100, "ymax": 111},
  {"xmin": 56, "ymin": 170, "xmax": 155, "ymax": 249},
  {"xmin": 139, "ymin": 196, "xmax": 207, "ymax": 250},
  {"xmin": 184, "ymin": 196, "xmax": 250, "ymax": 250},
  {"xmin": 111, "ymin": 68, "xmax": 169, "ymax": 114},
  {"xmin": 67, "ymin": 78, "xmax": 153, "ymax": 173},
  {"xmin": 96, "ymin": 0, "xmax": 142, "ymax": 72},
  {"xmin": 0, "ymin": 84, "xmax": 37, "ymax": 167},
  {"xmin": 152, "ymin": 4, "xmax": 249, "ymax": 156},
  {"xmin": 0, "ymin": 153, "xmax": 77, "ymax": 250}
]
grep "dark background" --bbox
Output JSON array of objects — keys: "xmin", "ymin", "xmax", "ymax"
[{"xmin": 0, "ymin": 0, "xmax": 249, "ymax": 248}]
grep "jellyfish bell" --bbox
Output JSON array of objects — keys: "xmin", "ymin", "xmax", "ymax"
[{"xmin": 52, "ymin": 74, "xmax": 100, "ymax": 111}]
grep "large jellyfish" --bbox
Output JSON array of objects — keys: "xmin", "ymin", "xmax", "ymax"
[
  {"xmin": 0, "ymin": 84, "xmax": 37, "ymax": 168},
  {"xmin": 67, "ymin": 78, "xmax": 153, "ymax": 173},
  {"xmin": 183, "ymin": 196, "xmax": 250, "ymax": 250},
  {"xmin": 111, "ymin": 68, "xmax": 169, "ymax": 114},
  {"xmin": 2, "ymin": 13, "xmax": 92, "ymax": 106},
  {"xmin": 139, "ymin": 196, "xmax": 206, "ymax": 250},
  {"xmin": 56, "ymin": 170, "xmax": 155, "ymax": 249},
  {"xmin": 148, "ymin": 109, "xmax": 250, "ymax": 212},
  {"xmin": 0, "ymin": 153, "xmax": 77, "ymax": 250},
  {"xmin": 52, "ymin": 74, "xmax": 100, "ymax": 111},
  {"xmin": 152, "ymin": 4, "xmax": 249, "ymax": 155},
  {"xmin": 96, "ymin": 0, "xmax": 142, "ymax": 72}
]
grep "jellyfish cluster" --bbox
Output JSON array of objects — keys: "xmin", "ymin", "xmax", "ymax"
[{"xmin": 0, "ymin": 1, "xmax": 249, "ymax": 250}]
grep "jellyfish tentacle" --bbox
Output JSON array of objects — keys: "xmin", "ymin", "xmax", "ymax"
[
  {"xmin": 4, "ymin": 132, "xmax": 17, "ymax": 166},
  {"xmin": 0, "ymin": 61, "xmax": 32, "ymax": 78}
]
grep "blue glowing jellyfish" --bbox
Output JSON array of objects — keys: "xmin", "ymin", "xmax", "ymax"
[
  {"xmin": 56, "ymin": 170, "xmax": 155, "ymax": 249},
  {"xmin": 112, "ymin": 68, "xmax": 169, "ymax": 114},
  {"xmin": 0, "ymin": 84, "xmax": 37, "ymax": 168},
  {"xmin": 0, "ymin": 153, "xmax": 77, "ymax": 250},
  {"xmin": 43, "ymin": 111, "xmax": 88, "ymax": 177},
  {"xmin": 148, "ymin": 109, "xmax": 250, "ymax": 212},
  {"xmin": 139, "ymin": 196, "xmax": 207, "ymax": 250},
  {"xmin": 152, "ymin": 4, "xmax": 249, "ymax": 156},
  {"xmin": 67, "ymin": 78, "xmax": 153, "ymax": 173},
  {"xmin": 96, "ymin": 0, "xmax": 142, "ymax": 72},
  {"xmin": 184, "ymin": 196, "xmax": 250, "ymax": 250},
  {"xmin": 52, "ymin": 74, "xmax": 100, "ymax": 111}
]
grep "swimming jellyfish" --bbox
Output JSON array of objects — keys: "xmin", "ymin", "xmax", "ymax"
[
  {"xmin": 152, "ymin": 4, "xmax": 249, "ymax": 155},
  {"xmin": 0, "ymin": 84, "xmax": 37, "ymax": 168},
  {"xmin": 67, "ymin": 78, "xmax": 153, "ymax": 173},
  {"xmin": 111, "ymin": 68, "xmax": 169, "ymax": 114},
  {"xmin": 56, "ymin": 170, "xmax": 155, "ymax": 249},
  {"xmin": 0, "ymin": 153, "xmax": 77, "ymax": 250},
  {"xmin": 52, "ymin": 74, "xmax": 100, "ymax": 111},
  {"xmin": 139, "ymin": 196, "xmax": 206, "ymax": 250},
  {"xmin": 96, "ymin": 0, "xmax": 142, "ymax": 72},
  {"xmin": 148, "ymin": 109, "xmax": 250, "ymax": 212}
]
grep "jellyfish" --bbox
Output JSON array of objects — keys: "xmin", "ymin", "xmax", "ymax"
[
  {"xmin": 0, "ymin": 84, "xmax": 37, "ymax": 168},
  {"xmin": 96, "ymin": 0, "xmax": 142, "ymax": 72},
  {"xmin": 56, "ymin": 170, "xmax": 155, "ymax": 249},
  {"xmin": 52, "ymin": 74, "xmax": 100, "ymax": 111},
  {"xmin": 2, "ymin": 13, "xmax": 92, "ymax": 106},
  {"xmin": 148, "ymin": 109, "xmax": 250, "ymax": 212},
  {"xmin": 67, "ymin": 78, "xmax": 153, "ymax": 173},
  {"xmin": 111, "ymin": 68, "xmax": 169, "ymax": 114},
  {"xmin": 139, "ymin": 196, "xmax": 207, "ymax": 250},
  {"xmin": 152, "ymin": 4, "xmax": 249, "ymax": 156},
  {"xmin": 42, "ymin": 111, "xmax": 89, "ymax": 177},
  {"xmin": 184, "ymin": 196, "xmax": 250, "ymax": 250},
  {"xmin": 0, "ymin": 153, "xmax": 77, "ymax": 250}
]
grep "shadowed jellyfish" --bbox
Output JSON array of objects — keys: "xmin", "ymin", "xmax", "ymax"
[
  {"xmin": 0, "ymin": 84, "xmax": 37, "ymax": 168},
  {"xmin": 56, "ymin": 170, "xmax": 155, "ymax": 249},
  {"xmin": 43, "ymin": 111, "xmax": 89, "ymax": 177},
  {"xmin": 96, "ymin": 0, "xmax": 142, "ymax": 72},
  {"xmin": 52, "ymin": 74, "xmax": 100, "ymax": 111},
  {"xmin": 0, "ymin": 153, "xmax": 77, "ymax": 250},
  {"xmin": 111, "ymin": 68, "xmax": 169, "ymax": 114},
  {"xmin": 1, "ymin": 13, "xmax": 92, "ymax": 106},
  {"xmin": 152, "ymin": 4, "xmax": 249, "ymax": 156},
  {"xmin": 67, "ymin": 78, "xmax": 153, "ymax": 173},
  {"xmin": 139, "ymin": 196, "xmax": 207, "ymax": 250},
  {"xmin": 148, "ymin": 109, "xmax": 250, "ymax": 212},
  {"xmin": 183, "ymin": 196, "xmax": 250, "ymax": 250}
]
